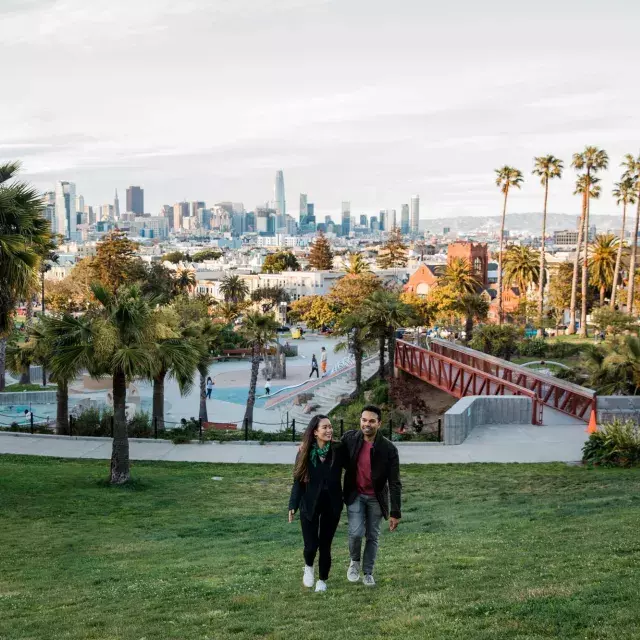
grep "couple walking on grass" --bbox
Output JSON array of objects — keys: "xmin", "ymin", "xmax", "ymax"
[{"xmin": 288, "ymin": 405, "xmax": 402, "ymax": 592}]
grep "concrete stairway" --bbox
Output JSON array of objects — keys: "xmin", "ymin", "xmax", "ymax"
[{"xmin": 275, "ymin": 358, "xmax": 380, "ymax": 429}]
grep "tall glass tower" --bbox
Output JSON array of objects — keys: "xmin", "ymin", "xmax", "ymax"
[
  {"xmin": 274, "ymin": 170, "xmax": 286, "ymax": 229},
  {"xmin": 410, "ymin": 195, "xmax": 420, "ymax": 234}
]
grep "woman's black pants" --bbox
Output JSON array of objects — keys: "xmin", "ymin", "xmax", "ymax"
[
  {"xmin": 310, "ymin": 366, "xmax": 319, "ymax": 378},
  {"xmin": 300, "ymin": 492, "xmax": 341, "ymax": 580}
]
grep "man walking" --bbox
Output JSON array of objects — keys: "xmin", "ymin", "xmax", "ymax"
[
  {"xmin": 320, "ymin": 346, "xmax": 328, "ymax": 376},
  {"xmin": 341, "ymin": 405, "xmax": 402, "ymax": 587}
]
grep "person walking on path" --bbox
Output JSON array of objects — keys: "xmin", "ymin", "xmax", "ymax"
[
  {"xmin": 265, "ymin": 378, "xmax": 271, "ymax": 395},
  {"xmin": 288, "ymin": 415, "xmax": 346, "ymax": 592},
  {"xmin": 341, "ymin": 404, "xmax": 402, "ymax": 587},
  {"xmin": 309, "ymin": 354, "xmax": 319, "ymax": 378},
  {"xmin": 206, "ymin": 376, "xmax": 214, "ymax": 399},
  {"xmin": 320, "ymin": 347, "xmax": 328, "ymax": 376}
]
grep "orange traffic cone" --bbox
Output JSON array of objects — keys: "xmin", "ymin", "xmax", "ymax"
[{"xmin": 587, "ymin": 409, "xmax": 597, "ymax": 434}]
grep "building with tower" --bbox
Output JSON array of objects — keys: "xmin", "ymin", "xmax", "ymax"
[
  {"xmin": 410, "ymin": 195, "xmax": 420, "ymax": 234},
  {"xmin": 126, "ymin": 186, "xmax": 144, "ymax": 215},
  {"xmin": 114, "ymin": 190, "xmax": 120, "ymax": 219}
]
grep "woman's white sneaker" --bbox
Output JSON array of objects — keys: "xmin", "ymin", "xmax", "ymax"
[
  {"xmin": 347, "ymin": 560, "xmax": 360, "ymax": 582},
  {"xmin": 315, "ymin": 580, "xmax": 327, "ymax": 592},
  {"xmin": 303, "ymin": 565, "xmax": 314, "ymax": 588}
]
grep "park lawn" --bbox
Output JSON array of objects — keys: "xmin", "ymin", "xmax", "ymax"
[{"xmin": 1, "ymin": 458, "xmax": 640, "ymax": 640}]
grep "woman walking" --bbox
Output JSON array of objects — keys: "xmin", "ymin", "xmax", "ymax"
[
  {"xmin": 309, "ymin": 354, "xmax": 319, "ymax": 378},
  {"xmin": 288, "ymin": 415, "xmax": 345, "ymax": 592},
  {"xmin": 206, "ymin": 376, "xmax": 214, "ymax": 399}
]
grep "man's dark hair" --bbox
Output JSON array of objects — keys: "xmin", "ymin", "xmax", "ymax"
[{"xmin": 361, "ymin": 405, "xmax": 382, "ymax": 421}]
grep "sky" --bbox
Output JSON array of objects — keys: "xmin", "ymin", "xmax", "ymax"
[{"xmin": 3, "ymin": 0, "xmax": 640, "ymax": 221}]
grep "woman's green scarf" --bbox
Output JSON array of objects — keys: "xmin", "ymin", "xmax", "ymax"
[{"xmin": 310, "ymin": 441, "xmax": 331, "ymax": 467}]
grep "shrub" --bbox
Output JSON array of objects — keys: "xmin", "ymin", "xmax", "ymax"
[
  {"xmin": 546, "ymin": 342, "xmax": 583, "ymax": 359},
  {"xmin": 71, "ymin": 407, "xmax": 152, "ymax": 438},
  {"xmin": 591, "ymin": 307, "xmax": 638, "ymax": 335},
  {"xmin": 518, "ymin": 338, "xmax": 548, "ymax": 358},
  {"xmin": 582, "ymin": 418, "xmax": 640, "ymax": 467},
  {"xmin": 469, "ymin": 325, "xmax": 523, "ymax": 361}
]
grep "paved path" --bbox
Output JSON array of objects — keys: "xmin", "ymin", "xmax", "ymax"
[{"xmin": 0, "ymin": 419, "xmax": 589, "ymax": 464}]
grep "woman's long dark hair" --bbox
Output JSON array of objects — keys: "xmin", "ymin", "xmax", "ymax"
[{"xmin": 293, "ymin": 414, "xmax": 331, "ymax": 483}]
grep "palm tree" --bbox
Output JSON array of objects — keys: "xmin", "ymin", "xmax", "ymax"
[
  {"xmin": 5, "ymin": 338, "xmax": 35, "ymax": 385},
  {"xmin": 362, "ymin": 290, "xmax": 415, "ymax": 378},
  {"xmin": 220, "ymin": 274, "xmax": 249, "ymax": 304},
  {"xmin": 494, "ymin": 166, "xmax": 524, "ymax": 324},
  {"xmin": 571, "ymin": 146, "xmax": 609, "ymax": 336},
  {"xmin": 622, "ymin": 154, "xmax": 640, "ymax": 315},
  {"xmin": 239, "ymin": 312, "xmax": 278, "ymax": 428},
  {"xmin": 589, "ymin": 234, "xmax": 619, "ymax": 307},
  {"xmin": 343, "ymin": 252, "xmax": 370, "ymax": 275},
  {"xmin": 502, "ymin": 245, "xmax": 540, "ymax": 324},
  {"xmin": 173, "ymin": 266, "xmax": 196, "ymax": 295},
  {"xmin": 584, "ymin": 335, "xmax": 640, "ymax": 395},
  {"xmin": 569, "ymin": 174, "xmax": 602, "ymax": 335},
  {"xmin": 334, "ymin": 312, "xmax": 368, "ymax": 395},
  {"xmin": 438, "ymin": 257, "xmax": 481, "ymax": 296},
  {"xmin": 611, "ymin": 177, "xmax": 636, "ymax": 309},
  {"xmin": 455, "ymin": 293, "xmax": 489, "ymax": 342},
  {"xmin": 0, "ymin": 161, "xmax": 52, "ymax": 390},
  {"xmin": 193, "ymin": 318, "xmax": 223, "ymax": 423},
  {"xmin": 532, "ymin": 155, "xmax": 564, "ymax": 336}
]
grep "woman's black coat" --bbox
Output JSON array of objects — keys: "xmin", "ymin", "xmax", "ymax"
[{"xmin": 288, "ymin": 442, "xmax": 346, "ymax": 520}]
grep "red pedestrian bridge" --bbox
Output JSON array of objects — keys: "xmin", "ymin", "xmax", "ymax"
[{"xmin": 394, "ymin": 338, "xmax": 596, "ymax": 425}]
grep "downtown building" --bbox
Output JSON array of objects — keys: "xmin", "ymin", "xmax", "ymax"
[
  {"xmin": 126, "ymin": 186, "xmax": 144, "ymax": 215},
  {"xmin": 54, "ymin": 181, "xmax": 77, "ymax": 240}
]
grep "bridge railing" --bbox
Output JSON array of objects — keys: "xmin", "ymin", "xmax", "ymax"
[{"xmin": 395, "ymin": 340, "xmax": 542, "ymax": 425}]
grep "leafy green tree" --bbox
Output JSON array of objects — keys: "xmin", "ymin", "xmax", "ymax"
[
  {"xmin": 262, "ymin": 251, "xmax": 300, "ymax": 273},
  {"xmin": 220, "ymin": 274, "xmax": 249, "ymax": 304},
  {"xmin": 502, "ymin": 245, "xmax": 540, "ymax": 323},
  {"xmin": 334, "ymin": 312, "xmax": 368, "ymax": 395},
  {"xmin": 589, "ymin": 234, "xmax": 618, "ymax": 306},
  {"xmin": 90, "ymin": 231, "xmax": 145, "ymax": 294},
  {"xmin": 532, "ymin": 154, "xmax": 564, "ymax": 335},
  {"xmin": 494, "ymin": 166, "xmax": 524, "ymax": 324},
  {"xmin": 622, "ymin": 153, "xmax": 640, "ymax": 315},
  {"xmin": 141, "ymin": 263, "xmax": 176, "ymax": 302},
  {"xmin": 308, "ymin": 231, "xmax": 334, "ymax": 270},
  {"xmin": 239, "ymin": 313, "xmax": 278, "ymax": 428},
  {"xmin": 162, "ymin": 251, "xmax": 188, "ymax": 264},
  {"xmin": 611, "ymin": 177, "xmax": 636, "ymax": 309},
  {"xmin": 289, "ymin": 296, "xmax": 334, "ymax": 330},
  {"xmin": 250, "ymin": 286, "xmax": 290, "ymax": 313},
  {"xmin": 591, "ymin": 307, "xmax": 637, "ymax": 336},
  {"xmin": 377, "ymin": 228, "xmax": 408, "ymax": 269},
  {"xmin": 191, "ymin": 249, "xmax": 222, "ymax": 262},
  {"xmin": 468, "ymin": 324, "xmax": 523, "ymax": 361},
  {"xmin": 571, "ymin": 146, "xmax": 609, "ymax": 336}
]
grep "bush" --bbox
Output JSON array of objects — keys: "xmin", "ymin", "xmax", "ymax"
[
  {"xmin": 518, "ymin": 338, "xmax": 548, "ymax": 358},
  {"xmin": 71, "ymin": 407, "xmax": 152, "ymax": 438},
  {"xmin": 469, "ymin": 325, "xmax": 523, "ymax": 361},
  {"xmin": 546, "ymin": 342, "xmax": 583, "ymax": 359},
  {"xmin": 582, "ymin": 418, "xmax": 640, "ymax": 467},
  {"xmin": 591, "ymin": 307, "xmax": 638, "ymax": 335}
]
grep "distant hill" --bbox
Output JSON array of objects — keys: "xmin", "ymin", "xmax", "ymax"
[{"xmin": 420, "ymin": 213, "xmax": 624, "ymax": 235}]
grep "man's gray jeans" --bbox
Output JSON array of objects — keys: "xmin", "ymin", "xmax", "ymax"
[{"xmin": 347, "ymin": 493, "xmax": 383, "ymax": 575}]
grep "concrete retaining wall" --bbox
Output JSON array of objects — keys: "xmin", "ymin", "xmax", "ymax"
[
  {"xmin": 597, "ymin": 396, "xmax": 640, "ymax": 425},
  {"xmin": 444, "ymin": 396, "xmax": 533, "ymax": 445},
  {"xmin": 0, "ymin": 391, "xmax": 57, "ymax": 405}
]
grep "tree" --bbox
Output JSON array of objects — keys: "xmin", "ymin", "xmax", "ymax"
[
  {"xmin": 548, "ymin": 262, "xmax": 579, "ymax": 328},
  {"xmin": 334, "ymin": 312, "xmax": 368, "ymax": 395},
  {"xmin": 455, "ymin": 293, "xmax": 489, "ymax": 342},
  {"xmin": 343, "ymin": 252, "xmax": 370, "ymax": 274},
  {"xmin": 163, "ymin": 251, "xmax": 188, "ymax": 264},
  {"xmin": 90, "ymin": 231, "xmax": 145, "ymax": 294},
  {"xmin": 289, "ymin": 296, "xmax": 334, "ymax": 331},
  {"xmin": 611, "ymin": 177, "xmax": 636, "ymax": 309},
  {"xmin": 400, "ymin": 292, "xmax": 437, "ymax": 327},
  {"xmin": 308, "ymin": 232, "xmax": 334, "ymax": 270},
  {"xmin": 377, "ymin": 228, "xmax": 408, "ymax": 269},
  {"xmin": 591, "ymin": 307, "xmax": 637, "ymax": 336},
  {"xmin": 220, "ymin": 274, "xmax": 249, "ymax": 304},
  {"xmin": 141, "ymin": 263, "xmax": 177, "ymax": 302},
  {"xmin": 502, "ymin": 245, "xmax": 540, "ymax": 323},
  {"xmin": 439, "ymin": 257, "xmax": 481, "ymax": 296},
  {"xmin": 173, "ymin": 266, "xmax": 196, "ymax": 294},
  {"xmin": 571, "ymin": 146, "xmax": 609, "ymax": 337},
  {"xmin": 532, "ymin": 154, "xmax": 564, "ymax": 336},
  {"xmin": 589, "ymin": 234, "xmax": 618, "ymax": 307},
  {"xmin": 191, "ymin": 249, "xmax": 222, "ymax": 263},
  {"xmin": 239, "ymin": 313, "xmax": 278, "ymax": 428},
  {"xmin": 468, "ymin": 324, "xmax": 522, "ymax": 361},
  {"xmin": 569, "ymin": 174, "xmax": 601, "ymax": 334},
  {"xmin": 622, "ymin": 153, "xmax": 640, "ymax": 315},
  {"xmin": 262, "ymin": 251, "xmax": 300, "ymax": 273},
  {"xmin": 0, "ymin": 161, "xmax": 51, "ymax": 390},
  {"xmin": 327, "ymin": 273, "xmax": 383, "ymax": 319},
  {"xmin": 584, "ymin": 335, "xmax": 640, "ymax": 395},
  {"xmin": 494, "ymin": 166, "xmax": 524, "ymax": 324},
  {"xmin": 250, "ymin": 286, "xmax": 290, "ymax": 313},
  {"xmin": 5, "ymin": 333, "xmax": 35, "ymax": 385}
]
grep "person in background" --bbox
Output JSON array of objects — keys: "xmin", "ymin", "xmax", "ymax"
[
  {"xmin": 265, "ymin": 378, "xmax": 271, "ymax": 395},
  {"xmin": 206, "ymin": 376, "xmax": 214, "ymax": 399},
  {"xmin": 309, "ymin": 354, "xmax": 319, "ymax": 378},
  {"xmin": 288, "ymin": 415, "xmax": 346, "ymax": 592},
  {"xmin": 320, "ymin": 346, "xmax": 328, "ymax": 377}
]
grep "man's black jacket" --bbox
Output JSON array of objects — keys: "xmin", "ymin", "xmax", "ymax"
[
  {"xmin": 341, "ymin": 429, "xmax": 402, "ymax": 520},
  {"xmin": 288, "ymin": 443, "xmax": 346, "ymax": 520}
]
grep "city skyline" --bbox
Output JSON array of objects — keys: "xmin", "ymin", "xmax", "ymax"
[{"xmin": 2, "ymin": 1, "xmax": 640, "ymax": 218}]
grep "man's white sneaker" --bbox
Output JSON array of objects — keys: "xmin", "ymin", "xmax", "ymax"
[
  {"xmin": 347, "ymin": 560, "xmax": 360, "ymax": 583},
  {"xmin": 315, "ymin": 580, "xmax": 327, "ymax": 592},
  {"xmin": 363, "ymin": 574, "xmax": 376, "ymax": 587},
  {"xmin": 303, "ymin": 565, "xmax": 314, "ymax": 588}
]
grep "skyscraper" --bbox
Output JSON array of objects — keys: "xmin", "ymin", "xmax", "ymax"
[
  {"xmin": 274, "ymin": 170, "xmax": 286, "ymax": 230},
  {"xmin": 114, "ymin": 190, "xmax": 120, "ymax": 219},
  {"xmin": 191, "ymin": 201, "xmax": 205, "ymax": 218},
  {"xmin": 341, "ymin": 201, "xmax": 351, "ymax": 236},
  {"xmin": 299, "ymin": 193, "xmax": 308, "ymax": 222},
  {"xmin": 55, "ymin": 181, "xmax": 76, "ymax": 239},
  {"xmin": 360, "ymin": 214, "xmax": 367, "ymax": 227},
  {"xmin": 410, "ymin": 195, "xmax": 420, "ymax": 234},
  {"xmin": 126, "ymin": 186, "xmax": 144, "ymax": 215},
  {"xmin": 401, "ymin": 204, "xmax": 410, "ymax": 234},
  {"xmin": 387, "ymin": 209, "xmax": 397, "ymax": 230},
  {"xmin": 173, "ymin": 202, "xmax": 189, "ymax": 230},
  {"xmin": 379, "ymin": 210, "xmax": 386, "ymax": 232}
]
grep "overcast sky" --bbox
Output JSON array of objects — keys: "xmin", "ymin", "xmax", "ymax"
[{"xmin": 3, "ymin": 0, "xmax": 640, "ymax": 220}]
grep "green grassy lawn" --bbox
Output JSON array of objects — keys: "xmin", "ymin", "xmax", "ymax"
[{"xmin": 1, "ymin": 457, "xmax": 640, "ymax": 640}]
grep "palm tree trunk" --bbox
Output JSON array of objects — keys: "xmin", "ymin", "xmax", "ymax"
[
  {"xmin": 56, "ymin": 378, "xmax": 69, "ymax": 435},
  {"xmin": 626, "ymin": 195, "xmax": 640, "ymax": 315},
  {"xmin": 579, "ymin": 186, "xmax": 591, "ymax": 337},
  {"xmin": 354, "ymin": 339, "xmax": 363, "ymax": 395},
  {"xmin": 465, "ymin": 314, "xmax": 474, "ymax": 342},
  {"xmin": 243, "ymin": 346, "xmax": 260, "ymax": 428},
  {"xmin": 497, "ymin": 189, "xmax": 509, "ymax": 325},
  {"xmin": 199, "ymin": 370, "xmax": 208, "ymax": 422},
  {"xmin": 152, "ymin": 370, "xmax": 166, "ymax": 429},
  {"xmin": 0, "ymin": 337, "xmax": 6, "ymax": 391},
  {"xmin": 537, "ymin": 182, "xmax": 549, "ymax": 337},
  {"xmin": 388, "ymin": 327, "xmax": 397, "ymax": 378},
  {"xmin": 600, "ymin": 285, "xmax": 605, "ymax": 307},
  {"xmin": 378, "ymin": 335, "xmax": 386, "ymax": 378},
  {"xmin": 568, "ymin": 190, "xmax": 587, "ymax": 335},
  {"xmin": 611, "ymin": 202, "xmax": 627, "ymax": 309},
  {"xmin": 110, "ymin": 367, "xmax": 130, "ymax": 485},
  {"xmin": 19, "ymin": 367, "xmax": 30, "ymax": 385}
]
